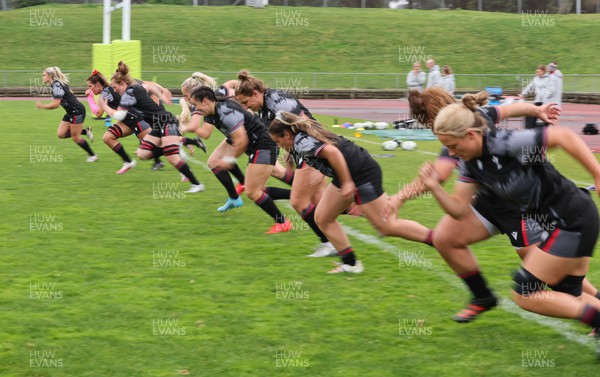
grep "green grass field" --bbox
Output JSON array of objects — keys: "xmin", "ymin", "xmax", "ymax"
[
  {"xmin": 2, "ymin": 4, "xmax": 600, "ymax": 89},
  {"xmin": 2, "ymin": 99, "xmax": 600, "ymax": 376}
]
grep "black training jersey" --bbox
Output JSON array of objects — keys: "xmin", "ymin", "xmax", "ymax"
[
  {"xmin": 259, "ymin": 89, "xmax": 315, "ymax": 167},
  {"xmin": 203, "ymin": 86, "xmax": 230, "ymax": 125},
  {"xmin": 458, "ymin": 126, "xmax": 586, "ymax": 222},
  {"xmin": 212, "ymin": 99, "xmax": 269, "ymax": 153},
  {"xmin": 119, "ymin": 84, "xmax": 177, "ymax": 128},
  {"xmin": 294, "ymin": 133, "xmax": 370, "ymax": 179},
  {"xmin": 101, "ymin": 86, "xmax": 121, "ymax": 110},
  {"xmin": 259, "ymin": 89, "xmax": 315, "ymax": 123},
  {"xmin": 51, "ymin": 81, "xmax": 85, "ymax": 115}
]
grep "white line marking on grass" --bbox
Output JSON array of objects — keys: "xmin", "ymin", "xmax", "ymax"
[
  {"xmin": 340, "ymin": 224, "xmax": 595, "ymax": 349},
  {"xmin": 192, "ymin": 137, "xmax": 595, "ymax": 347}
]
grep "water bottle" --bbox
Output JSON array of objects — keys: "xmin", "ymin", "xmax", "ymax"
[{"xmin": 104, "ymin": 117, "xmax": 112, "ymax": 128}]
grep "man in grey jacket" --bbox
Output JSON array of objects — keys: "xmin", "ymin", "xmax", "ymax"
[
  {"xmin": 406, "ymin": 62, "xmax": 426, "ymax": 91},
  {"xmin": 547, "ymin": 62, "xmax": 563, "ymax": 108},
  {"xmin": 425, "ymin": 59, "xmax": 442, "ymax": 88}
]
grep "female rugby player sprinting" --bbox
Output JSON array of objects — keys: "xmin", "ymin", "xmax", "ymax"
[
  {"xmin": 421, "ymin": 95, "xmax": 600, "ymax": 349},
  {"xmin": 235, "ymin": 70, "xmax": 335, "ymax": 257},
  {"xmin": 180, "ymin": 72, "xmax": 247, "ymax": 211},
  {"xmin": 86, "ymin": 69, "xmax": 146, "ymax": 174},
  {"xmin": 36, "ymin": 66, "xmax": 97, "ymax": 162},
  {"xmin": 388, "ymin": 88, "xmax": 600, "ymax": 323},
  {"xmin": 188, "ymin": 86, "xmax": 292, "ymax": 234},
  {"xmin": 99, "ymin": 61, "xmax": 204, "ymax": 193},
  {"xmin": 269, "ymin": 112, "xmax": 434, "ymax": 273}
]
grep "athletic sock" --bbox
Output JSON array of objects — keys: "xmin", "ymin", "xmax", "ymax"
[
  {"xmin": 112, "ymin": 142, "xmax": 131, "ymax": 163},
  {"xmin": 277, "ymin": 169, "xmax": 295, "ymax": 186},
  {"xmin": 212, "ymin": 167, "xmax": 238, "ymax": 199},
  {"xmin": 338, "ymin": 247, "xmax": 356, "ymax": 266},
  {"xmin": 255, "ymin": 193, "xmax": 285, "ymax": 223},
  {"xmin": 579, "ymin": 304, "xmax": 600, "ymax": 328},
  {"xmin": 301, "ymin": 204, "xmax": 328, "ymax": 243},
  {"xmin": 263, "ymin": 187, "xmax": 291, "ymax": 200},
  {"xmin": 76, "ymin": 139, "xmax": 94, "ymax": 156},
  {"xmin": 176, "ymin": 161, "xmax": 200, "ymax": 185},
  {"xmin": 81, "ymin": 128, "xmax": 88, "ymax": 136},
  {"xmin": 182, "ymin": 137, "xmax": 193, "ymax": 145},
  {"xmin": 229, "ymin": 164, "xmax": 245, "ymax": 185},
  {"xmin": 458, "ymin": 270, "xmax": 494, "ymax": 299},
  {"xmin": 595, "ymin": 290, "xmax": 600, "ymax": 300}
]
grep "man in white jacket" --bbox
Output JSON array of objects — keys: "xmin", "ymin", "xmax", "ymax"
[{"xmin": 425, "ymin": 59, "xmax": 442, "ymax": 88}]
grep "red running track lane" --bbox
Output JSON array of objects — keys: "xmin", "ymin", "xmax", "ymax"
[{"xmin": 7, "ymin": 97, "xmax": 600, "ymax": 151}]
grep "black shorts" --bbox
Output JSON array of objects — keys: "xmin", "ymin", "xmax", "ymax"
[
  {"xmin": 121, "ymin": 113, "xmax": 150, "ymax": 136},
  {"xmin": 62, "ymin": 113, "xmax": 85, "ymax": 124},
  {"xmin": 123, "ymin": 119, "xmax": 150, "ymax": 136},
  {"xmin": 332, "ymin": 159, "xmax": 384, "ymax": 205},
  {"xmin": 149, "ymin": 122, "xmax": 181, "ymax": 138},
  {"xmin": 472, "ymin": 193, "xmax": 545, "ymax": 248},
  {"xmin": 249, "ymin": 147, "xmax": 277, "ymax": 165},
  {"xmin": 540, "ymin": 198, "xmax": 599, "ymax": 258}
]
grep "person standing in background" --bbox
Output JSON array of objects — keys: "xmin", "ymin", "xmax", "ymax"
[
  {"xmin": 406, "ymin": 62, "xmax": 426, "ymax": 91},
  {"xmin": 547, "ymin": 62, "xmax": 563, "ymax": 109},
  {"xmin": 442, "ymin": 65, "xmax": 455, "ymax": 96},
  {"xmin": 426, "ymin": 59, "xmax": 442, "ymax": 89},
  {"xmin": 519, "ymin": 65, "xmax": 552, "ymax": 128}
]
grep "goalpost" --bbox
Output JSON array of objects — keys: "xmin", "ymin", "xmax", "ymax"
[{"xmin": 92, "ymin": 0, "xmax": 142, "ymax": 80}]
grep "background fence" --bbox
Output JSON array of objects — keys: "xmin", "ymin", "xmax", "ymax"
[
  {"xmin": 3, "ymin": 0, "xmax": 600, "ymax": 13},
  {"xmin": 4, "ymin": 70, "xmax": 600, "ymax": 93}
]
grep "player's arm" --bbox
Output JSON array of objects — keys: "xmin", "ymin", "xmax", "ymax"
[
  {"xmin": 496, "ymin": 102, "xmax": 559, "ymax": 124},
  {"xmin": 194, "ymin": 118, "xmax": 215, "ymax": 139},
  {"xmin": 35, "ymin": 99, "xmax": 61, "ymax": 110},
  {"xmin": 228, "ymin": 124, "xmax": 249, "ymax": 158},
  {"xmin": 420, "ymin": 161, "xmax": 477, "ymax": 219},
  {"xmin": 546, "ymin": 127, "xmax": 600, "ymax": 192}
]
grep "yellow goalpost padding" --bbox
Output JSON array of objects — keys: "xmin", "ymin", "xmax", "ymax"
[{"xmin": 92, "ymin": 40, "xmax": 142, "ymax": 80}]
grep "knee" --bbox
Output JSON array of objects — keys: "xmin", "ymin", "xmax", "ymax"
[
  {"xmin": 102, "ymin": 132, "xmax": 115, "ymax": 145},
  {"xmin": 164, "ymin": 155, "xmax": 180, "ymax": 166},
  {"xmin": 136, "ymin": 150, "xmax": 152, "ymax": 160},
  {"xmin": 290, "ymin": 196, "xmax": 308, "ymax": 213},
  {"xmin": 245, "ymin": 189, "xmax": 262, "ymax": 202},
  {"xmin": 71, "ymin": 136, "xmax": 82, "ymax": 143},
  {"xmin": 57, "ymin": 133, "xmax": 67, "ymax": 139},
  {"xmin": 433, "ymin": 228, "xmax": 465, "ymax": 250},
  {"xmin": 512, "ymin": 267, "xmax": 546, "ymax": 298},
  {"xmin": 314, "ymin": 211, "xmax": 334, "ymax": 229},
  {"xmin": 548, "ymin": 275, "xmax": 584, "ymax": 297},
  {"xmin": 376, "ymin": 224, "xmax": 394, "ymax": 237},
  {"xmin": 207, "ymin": 157, "xmax": 218, "ymax": 169}
]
